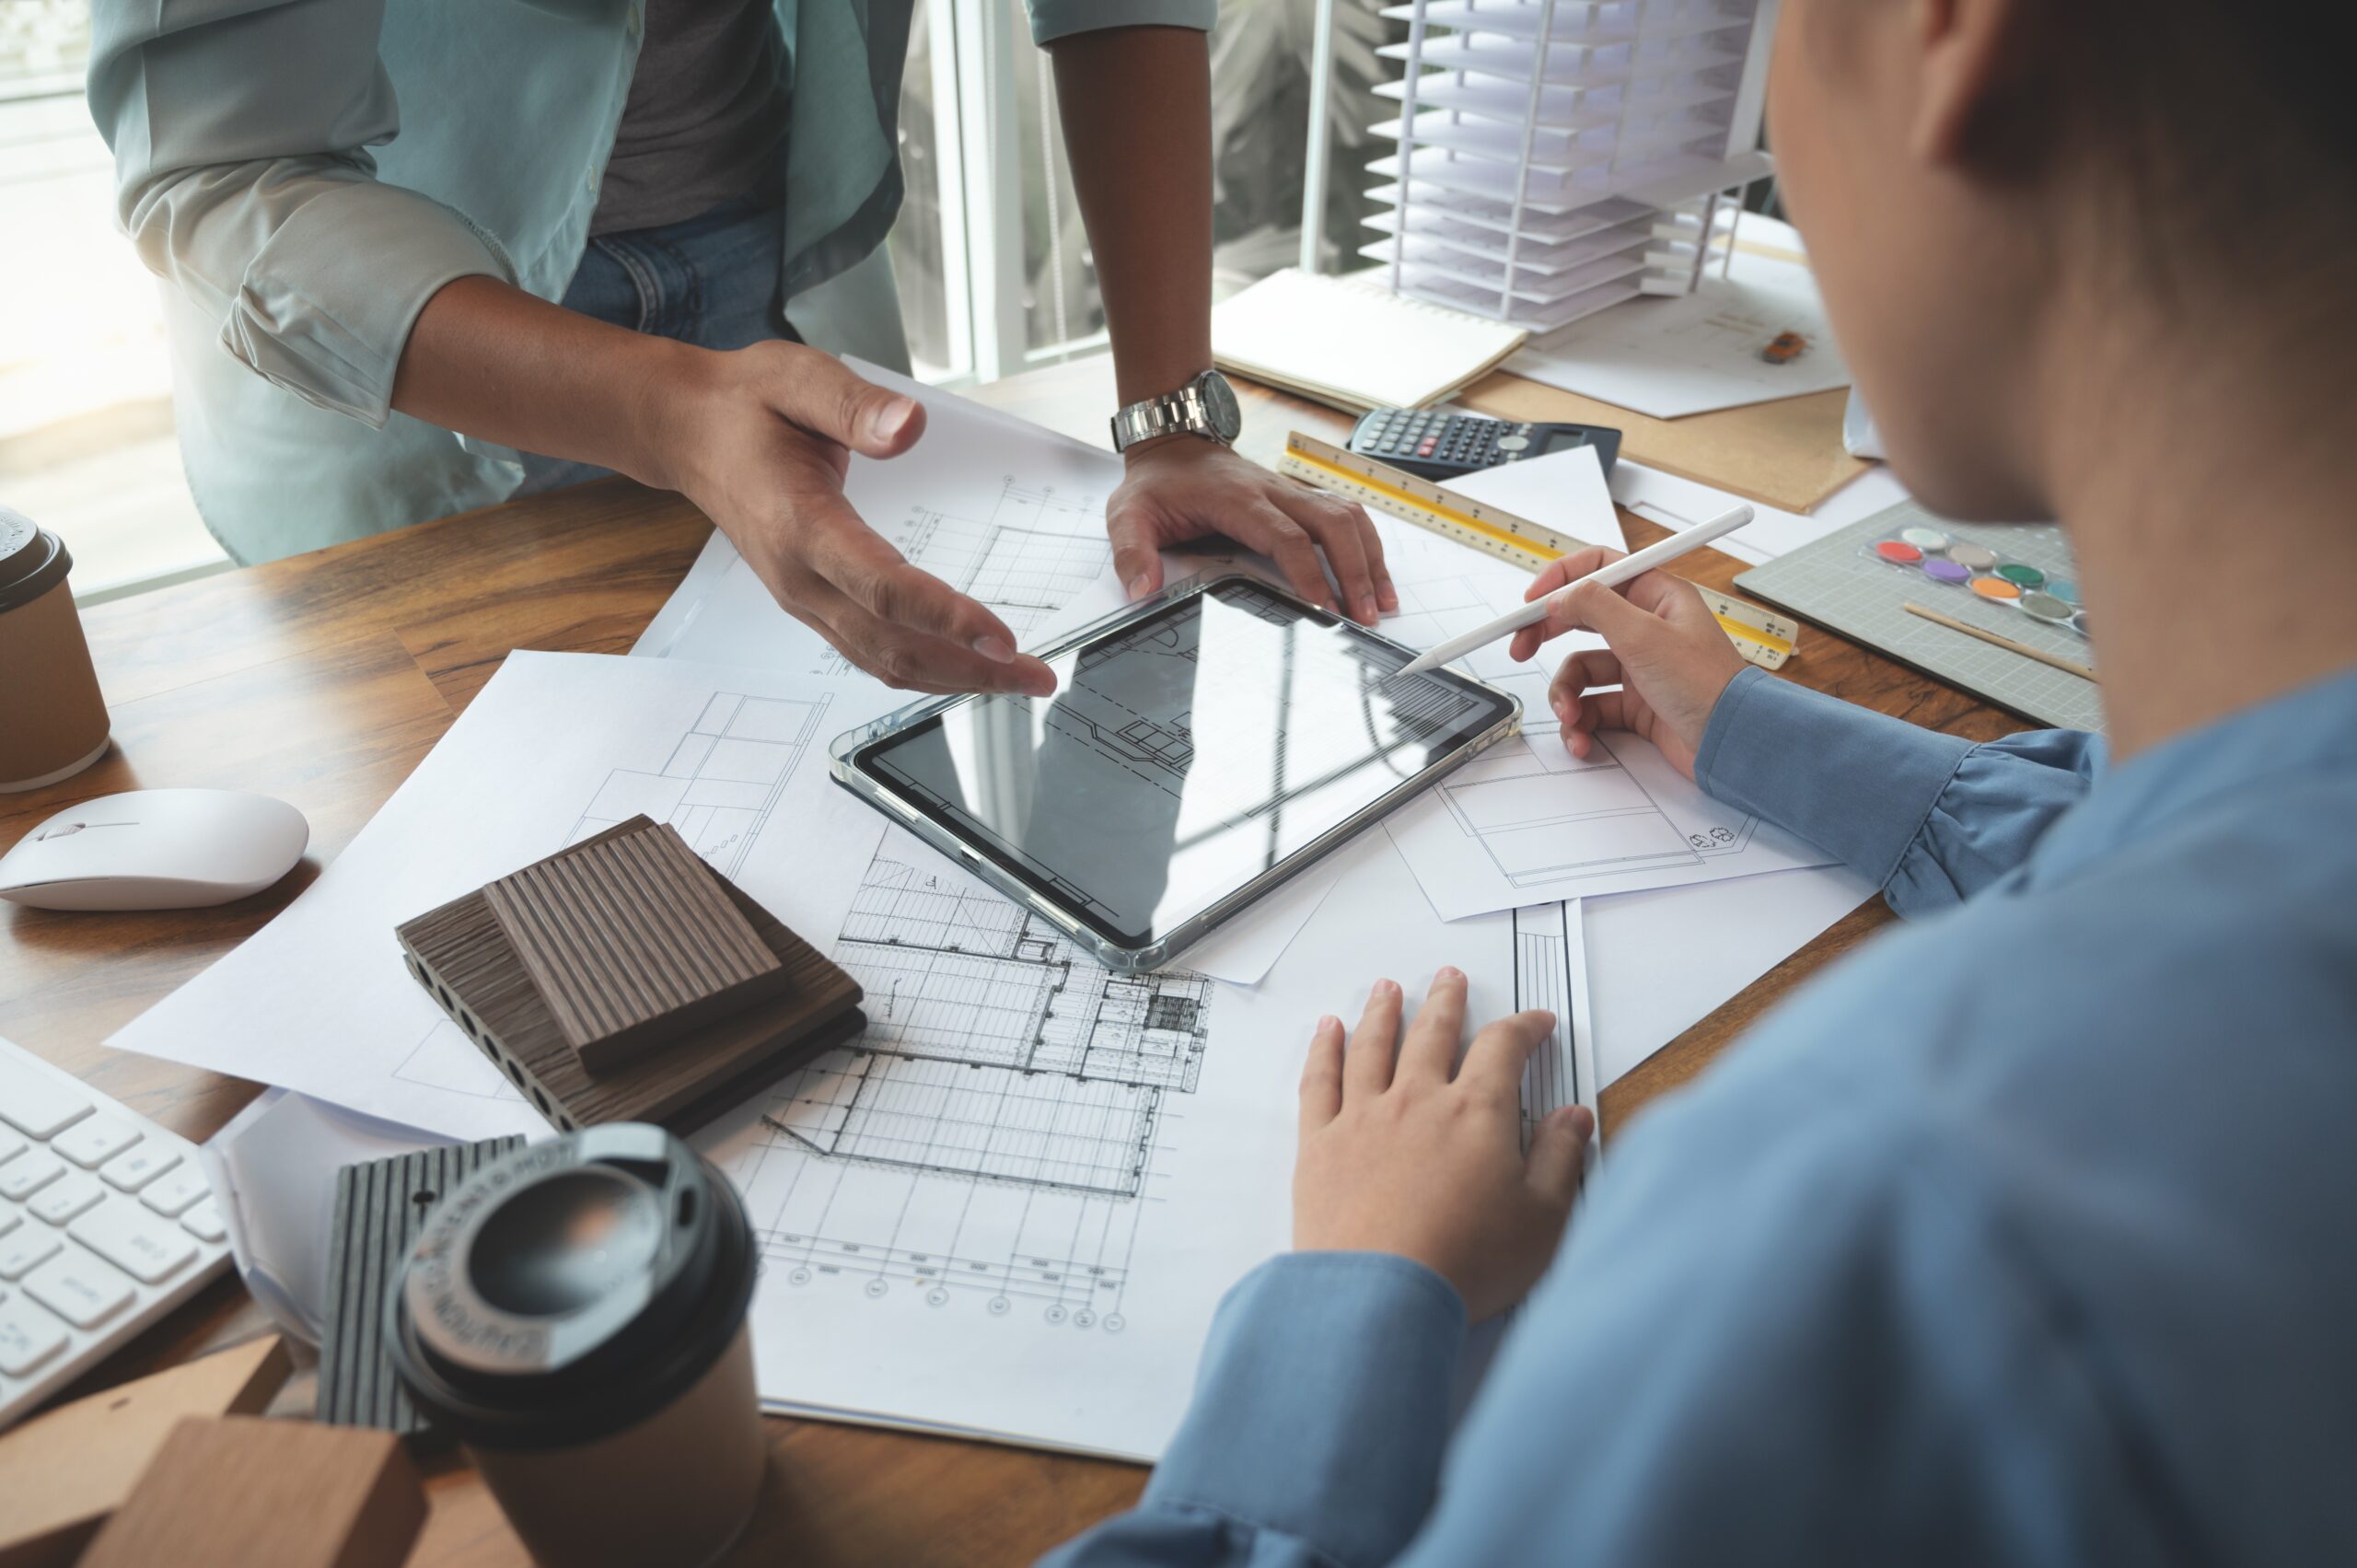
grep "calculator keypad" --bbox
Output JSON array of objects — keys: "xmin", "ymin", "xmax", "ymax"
[{"xmin": 1352, "ymin": 412, "xmax": 1539, "ymax": 478}]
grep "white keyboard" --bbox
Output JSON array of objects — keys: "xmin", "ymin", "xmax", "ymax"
[{"xmin": 0, "ymin": 1034, "xmax": 230, "ymax": 1429}]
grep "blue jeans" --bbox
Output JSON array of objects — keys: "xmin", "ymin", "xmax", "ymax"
[{"xmin": 516, "ymin": 187, "xmax": 794, "ymax": 494}]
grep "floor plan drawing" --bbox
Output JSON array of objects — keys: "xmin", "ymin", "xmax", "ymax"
[
  {"xmin": 570, "ymin": 691, "xmax": 828, "ymax": 879},
  {"xmin": 716, "ymin": 846, "xmax": 1215, "ymax": 1325},
  {"xmin": 1436, "ymin": 729, "xmax": 1761, "ymax": 889},
  {"xmin": 1389, "ymin": 720, "xmax": 1833, "ymax": 919}
]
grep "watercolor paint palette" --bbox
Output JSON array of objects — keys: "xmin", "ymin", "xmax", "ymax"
[
  {"xmin": 1863, "ymin": 526, "xmax": 2088, "ymax": 640},
  {"xmin": 1734, "ymin": 501, "xmax": 2104, "ymax": 734}
]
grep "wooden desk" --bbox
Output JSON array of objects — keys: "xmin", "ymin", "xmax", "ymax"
[{"xmin": 0, "ymin": 359, "xmax": 2026, "ymax": 1565}]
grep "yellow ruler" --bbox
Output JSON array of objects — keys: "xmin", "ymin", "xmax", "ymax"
[{"xmin": 1274, "ymin": 431, "xmax": 1798, "ymax": 670}]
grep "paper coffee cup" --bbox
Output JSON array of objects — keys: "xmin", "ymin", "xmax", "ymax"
[
  {"xmin": 0, "ymin": 507, "xmax": 110, "ymax": 792},
  {"xmin": 389, "ymin": 1126, "xmax": 767, "ymax": 1567}
]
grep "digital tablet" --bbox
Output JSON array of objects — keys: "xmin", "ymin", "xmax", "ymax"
[{"xmin": 830, "ymin": 573, "xmax": 1520, "ymax": 972}]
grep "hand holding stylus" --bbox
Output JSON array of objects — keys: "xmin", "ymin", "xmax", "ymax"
[
  {"xmin": 1514, "ymin": 544, "xmax": 1749, "ymax": 782},
  {"xmin": 1393, "ymin": 505, "xmax": 1753, "ymax": 677}
]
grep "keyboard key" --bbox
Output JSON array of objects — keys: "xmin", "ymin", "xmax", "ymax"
[
  {"xmin": 0, "ymin": 1056, "xmax": 92, "ymax": 1140},
  {"xmin": 0, "ymin": 1153, "xmax": 63, "ymax": 1202},
  {"xmin": 0, "ymin": 1228, "xmax": 61, "ymax": 1281},
  {"xmin": 0, "ymin": 1129, "xmax": 24, "ymax": 1166},
  {"xmin": 70, "ymin": 1204, "xmax": 197, "ymax": 1284},
  {"xmin": 0, "ymin": 1289, "xmax": 66, "ymax": 1376},
  {"xmin": 29, "ymin": 1173, "xmax": 104, "ymax": 1226},
  {"xmin": 139, "ymin": 1163, "xmax": 209, "ymax": 1218},
  {"xmin": 180, "ymin": 1200, "xmax": 227, "ymax": 1244},
  {"xmin": 52, "ymin": 1118, "xmax": 140, "ymax": 1169},
  {"xmin": 100, "ymin": 1144, "xmax": 179, "ymax": 1193},
  {"xmin": 24, "ymin": 1247, "xmax": 135, "ymax": 1329},
  {"xmin": 0, "ymin": 1209, "xmax": 16, "ymax": 1238}
]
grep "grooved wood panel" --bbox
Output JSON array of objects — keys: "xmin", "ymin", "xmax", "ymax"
[
  {"xmin": 396, "ymin": 817, "xmax": 865, "ymax": 1132},
  {"xmin": 485, "ymin": 821, "xmax": 783, "ymax": 1071},
  {"xmin": 316, "ymin": 1139, "xmax": 526, "ymax": 1437}
]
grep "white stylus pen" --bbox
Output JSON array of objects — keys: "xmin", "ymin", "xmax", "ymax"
[{"xmin": 1393, "ymin": 504, "xmax": 1755, "ymax": 678}]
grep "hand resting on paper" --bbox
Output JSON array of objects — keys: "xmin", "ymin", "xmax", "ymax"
[
  {"xmin": 1108, "ymin": 437, "xmax": 1398, "ymax": 626},
  {"xmin": 1505, "ymin": 545, "xmax": 1747, "ymax": 781},
  {"xmin": 1294, "ymin": 970, "xmax": 1592, "ymax": 1322}
]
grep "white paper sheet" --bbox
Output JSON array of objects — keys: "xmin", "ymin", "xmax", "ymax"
[
  {"xmin": 1506, "ymin": 247, "xmax": 1853, "ymax": 419},
  {"xmin": 1437, "ymin": 442, "xmax": 1623, "ymax": 552},
  {"xmin": 1611, "ymin": 459, "xmax": 1912, "ymax": 566},
  {"xmin": 109, "ymin": 653, "xmax": 891, "ymax": 1143},
  {"xmin": 1584, "ymin": 863, "xmax": 1878, "ymax": 1090}
]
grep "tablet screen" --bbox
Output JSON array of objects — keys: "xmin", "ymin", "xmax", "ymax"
[{"xmin": 855, "ymin": 577, "xmax": 1515, "ymax": 949}]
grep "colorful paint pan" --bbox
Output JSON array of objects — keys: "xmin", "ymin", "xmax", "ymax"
[
  {"xmin": 1875, "ymin": 540, "xmax": 1923, "ymax": 565},
  {"xmin": 1900, "ymin": 526, "xmax": 1948, "ymax": 552},
  {"xmin": 1947, "ymin": 543, "xmax": 1997, "ymax": 570},
  {"xmin": 1922, "ymin": 558, "xmax": 1972, "ymax": 585},
  {"xmin": 1970, "ymin": 576, "xmax": 2021, "ymax": 602},
  {"xmin": 1995, "ymin": 563, "xmax": 2046, "ymax": 589},
  {"xmin": 2018, "ymin": 591, "xmax": 2075, "ymax": 623},
  {"xmin": 2047, "ymin": 579, "xmax": 2081, "ymax": 605}
]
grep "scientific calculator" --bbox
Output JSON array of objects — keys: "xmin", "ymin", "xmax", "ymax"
[{"xmin": 1349, "ymin": 409, "xmax": 1621, "ymax": 483}]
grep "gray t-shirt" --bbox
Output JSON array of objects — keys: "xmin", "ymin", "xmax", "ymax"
[{"xmin": 591, "ymin": 0, "xmax": 790, "ymax": 236}]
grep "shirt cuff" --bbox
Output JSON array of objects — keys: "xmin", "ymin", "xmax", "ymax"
[
  {"xmin": 221, "ymin": 181, "xmax": 514, "ymax": 429},
  {"xmin": 1694, "ymin": 666, "xmax": 1974, "ymax": 892},
  {"xmin": 1028, "ymin": 0, "xmax": 1217, "ymax": 46},
  {"xmin": 1144, "ymin": 1251, "xmax": 1466, "ymax": 1567}
]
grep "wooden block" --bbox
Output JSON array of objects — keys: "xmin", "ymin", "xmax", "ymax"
[
  {"xmin": 316, "ymin": 1137, "xmax": 526, "ymax": 1436},
  {"xmin": 79, "ymin": 1415, "xmax": 424, "ymax": 1568},
  {"xmin": 0, "ymin": 1336, "xmax": 291, "ymax": 1568},
  {"xmin": 396, "ymin": 816, "xmax": 865, "ymax": 1135},
  {"xmin": 485, "ymin": 820, "xmax": 785, "ymax": 1072}
]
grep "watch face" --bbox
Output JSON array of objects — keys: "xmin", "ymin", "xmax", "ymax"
[{"xmin": 1195, "ymin": 372, "xmax": 1243, "ymax": 442}]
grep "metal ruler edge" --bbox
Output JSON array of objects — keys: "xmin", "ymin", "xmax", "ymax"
[{"xmin": 1274, "ymin": 430, "xmax": 1798, "ymax": 668}]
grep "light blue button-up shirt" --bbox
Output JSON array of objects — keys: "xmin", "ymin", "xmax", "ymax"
[
  {"xmin": 1049, "ymin": 663, "xmax": 2357, "ymax": 1565},
  {"xmin": 85, "ymin": 0, "xmax": 1213, "ymax": 563}
]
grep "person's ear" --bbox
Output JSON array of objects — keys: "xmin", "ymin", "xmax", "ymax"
[{"xmin": 1910, "ymin": 0, "xmax": 2039, "ymax": 171}]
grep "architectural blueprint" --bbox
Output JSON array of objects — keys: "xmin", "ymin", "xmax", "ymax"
[
  {"xmin": 695, "ymin": 818, "xmax": 1593, "ymax": 1459},
  {"xmin": 721, "ymin": 842, "xmax": 1213, "ymax": 1329}
]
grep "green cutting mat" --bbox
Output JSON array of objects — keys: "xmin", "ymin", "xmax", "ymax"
[{"xmin": 1734, "ymin": 500, "xmax": 2104, "ymax": 733}]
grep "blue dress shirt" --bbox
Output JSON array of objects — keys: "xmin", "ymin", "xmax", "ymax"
[{"xmin": 1047, "ymin": 664, "xmax": 2357, "ymax": 1566}]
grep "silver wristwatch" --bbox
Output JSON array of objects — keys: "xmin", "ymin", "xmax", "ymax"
[{"xmin": 1109, "ymin": 368, "xmax": 1243, "ymax": 452}]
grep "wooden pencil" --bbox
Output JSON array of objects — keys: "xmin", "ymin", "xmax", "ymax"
[{"xmin": 1902, "ymin": 601, "xmax": 2097, "ymax": 682}]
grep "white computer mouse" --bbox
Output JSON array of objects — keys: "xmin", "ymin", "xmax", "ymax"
[{"xmin": 0, "ymin": 788, "xmax": 309, "ymax": 911}]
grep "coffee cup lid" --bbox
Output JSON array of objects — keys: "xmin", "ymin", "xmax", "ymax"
[
  {"xmin": 0, "ymin": 508, "xmax": 70, "ymax": 613},
  {"xmin": 387, "ymin": 1123, "xmax": 757, "ymax": 1450}
]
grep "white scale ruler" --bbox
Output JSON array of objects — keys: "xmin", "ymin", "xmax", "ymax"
[{"xmin": 1274, "ymin": 431, "xmax": 1798, "ymax": 670}]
